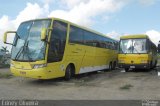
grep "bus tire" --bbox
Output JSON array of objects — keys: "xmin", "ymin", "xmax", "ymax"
[
  {"xmin": 125, "ymin": 68, "xmax": 129, "ymax": 72},
  {"xmin": 65, "ymin": 65, "xmax": 72, "ymax": 81},
  {"xmin": 112, "ymin": 61, "xmax": 116, "ymax": 70}
]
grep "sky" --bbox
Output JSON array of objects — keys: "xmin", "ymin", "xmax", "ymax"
[{"xmin": 0, "ymin": 0, "xmax": 160, "ymax": 50}]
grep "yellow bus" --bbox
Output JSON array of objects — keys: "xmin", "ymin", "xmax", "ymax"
[
  {"xmin": 118, "ymin": 34, "xmax": 157, "ymax": 71},
  {"xmin": 4, "ymin": 18, "xmax": 118, "ymax": 80}
]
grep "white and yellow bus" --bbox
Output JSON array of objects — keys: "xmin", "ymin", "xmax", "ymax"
[
  {"xmin": 118, "ymin": 34, "xmax": 157, "ymax": 71},
  {"xmin": 4, "ymin": 18, "xmax": 118, "ymax": 80}
]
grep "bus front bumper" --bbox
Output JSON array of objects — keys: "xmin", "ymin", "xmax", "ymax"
[
  {"xmin": 10, "ymin": 67, "xmax": 55, "ymax": 79},
  {"xmin": 118, "ymin": 63, "xmax": 150, "ymax": 69}
]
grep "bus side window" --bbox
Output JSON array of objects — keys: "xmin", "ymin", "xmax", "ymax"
[
  {"xmin": 48, "ymin": 20, "xmax": 67, "ymax": 63},
  {"xmin": 84, "ymin": 31, "xmax": 95, "ymax": 47},
  {"xmin": 69, "ymin": 26, "xmax": 84, "ymax": 44}
]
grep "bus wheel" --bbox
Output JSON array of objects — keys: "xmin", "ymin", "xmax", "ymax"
[
  {"xmin": 112, "ymin": 62, "xmax": 116, "ymax": 70},
  {"xmin": 125, "ymin": 68, "xmax": 129, "ymax": 72},
  {"xmin": 65, "ymin": 65, "xmax": 72, "ymax": 81}
]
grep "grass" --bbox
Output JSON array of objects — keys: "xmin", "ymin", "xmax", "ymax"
[
  {"xmin": 120, "ymin": 84, "xmax": 133, "ymax": 90},
  {"xmin": 0, "ymin": 73, "xmax": 13, "ymax": 79},
  {"xmin": 0, "ymin": 64, "xmax": 10, "ymax": 68}
]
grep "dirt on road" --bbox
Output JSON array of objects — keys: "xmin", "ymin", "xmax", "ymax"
[{"xmin": 0, "ymin": 67, "xmax": 160, "ymax": 100}]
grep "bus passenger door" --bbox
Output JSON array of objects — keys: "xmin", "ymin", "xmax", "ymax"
[{"xmin": 47, "ymin": 20, "xmax": 68, "ymax": 78}]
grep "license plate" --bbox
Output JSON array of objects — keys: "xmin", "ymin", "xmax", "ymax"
[
  {"xmin": 130, "ymin": 66, "xmax": 135, "ymax": 68},
  {"xmin": 20, "ymin": 71, "xmax": 26, "ymax": 75}
]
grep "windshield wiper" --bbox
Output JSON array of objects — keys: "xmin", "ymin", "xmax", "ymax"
[
  {"xmin": 13, "ymin": 59, "xmax": 35, "ymax": 62},
  {"xmin": 14, "ymin": 40, "xmax": 35, "ymax": 62},
  {"xmin": 14, "ymin": 45, "xmax": 24, "ymax": 61}
]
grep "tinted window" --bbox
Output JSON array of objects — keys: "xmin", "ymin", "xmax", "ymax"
[
  {"xmin": 96, "ymin": 36, "xmax": 107, "ymax": 48},
  {"xmin": 48, "ymin": 21, "xmax": 67, "ymax": 63},
  {"xmin": 84, "ymin": 31, "xmax": 96, "ymax": 47},
  {"xmin": 69, "ymin": 26, "xmax": 84, "ymax": 44},
  {"xmin": 100, "ymin": 36, "xmax": 107, "ymax": 48}
]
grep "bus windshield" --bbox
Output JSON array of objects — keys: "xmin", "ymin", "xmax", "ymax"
[
  {"xmin": 120, "ymin": 39, "xmax": 147, "ymax": 54},
  {"xmin": 11, "ymin": 19, "xmax": 51, "ymax": 62}
]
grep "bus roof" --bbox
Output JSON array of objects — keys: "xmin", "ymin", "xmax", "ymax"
[
  {"xmin": 22, "ymin": 17, "xmax": 118, "ymax": 42},
  {"xmin": 120, "ymin": 34, "xmax": 149, "ymax": 39}
]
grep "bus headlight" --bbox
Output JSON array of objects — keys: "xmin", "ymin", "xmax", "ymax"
[
  {"xmin": 33, "ymin": 64, "xmax": 47, "ymax": 69},
  {"xmin": 119, "ymin": 60, "xmax": 125, "ymax": 63},
  {"xmin": 141, "ymin": 60, "xmax": 148, "ymax": 64}
]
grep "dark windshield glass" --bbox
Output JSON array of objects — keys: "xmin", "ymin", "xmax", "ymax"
[
  {"xmin": 120, "ymin": 39, "xmax": 147, "ymax": 54},
  {"xmin": 11, "ymin": 19, "xmax": 51, "ymax": 61}
]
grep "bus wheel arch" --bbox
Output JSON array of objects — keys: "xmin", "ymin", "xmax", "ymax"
[{"xmin": 65, "ymin": 63, "xmax": 75, "ymax": 80}]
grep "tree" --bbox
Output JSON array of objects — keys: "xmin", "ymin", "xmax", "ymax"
[
  {"xmin": 0, "ymin": 46, "xmax": 10, "ymax": 65},
  {"xmin": 0, "ymin": 46, "xmax": 9, "ymax": 54}
]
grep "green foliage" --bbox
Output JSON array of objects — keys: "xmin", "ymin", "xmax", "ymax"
[
  {"xmin": 0, "ymin": 56, "xmax": 2, "ymax": 61},
  {"xmin": 158, "ymin": 54, "xmax": 160, "ymax": 58}
]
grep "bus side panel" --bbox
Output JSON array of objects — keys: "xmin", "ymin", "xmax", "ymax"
[
  {"xmin": 94, "ymin": 48, "xmax": 108, "ymax": 69},
  {"xmin": 65, "ymin": 44, "xmax": 86, "ymax": 74},
  {"xmin": 79, "ymin": 46, "xmax": 96, "ymax": 73},
  {"xmin": 109, "ymin": 50, "xmax": 118, "ymax": 65},
  {"xmin": 46, "ymin": 62, "xmax": 67, "ymax": 79}
]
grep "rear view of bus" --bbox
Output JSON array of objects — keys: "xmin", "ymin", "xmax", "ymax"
[{"xmin": 118, "ymin": 34, "xmax": 157, "ymax": 71}]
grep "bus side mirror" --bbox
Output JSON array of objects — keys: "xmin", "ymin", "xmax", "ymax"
[
  {"xmin": 41, "ymin": 28, "xmax": 47, "ymax": 41},
  {"xmin": 3, "ymin": 31, "xmax": 16, "ymax": 45}
]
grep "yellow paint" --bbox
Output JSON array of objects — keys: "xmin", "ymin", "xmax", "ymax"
[
  {"xmin": 6, "ymin": 17, "xmax": 118, "ymax": 79},
  {"xmin": 118, "ymin": 54, "xmax": 150, "ymax": 64},
  {"xmin": 120, "ymin": 34, "xmax": 148, "ymax": 39},
  {"xmin": 118, "ymin": 34, "xmax": 157, "ymax": 69}
]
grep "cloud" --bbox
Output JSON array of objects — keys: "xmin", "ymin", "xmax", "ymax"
[
  {"xmin": 0, "ymin": 0, "xmax": 159, "ymax": 51},
  {"xmin": 13, "ymin": 3, "xmax": 47, "ymax": 28},
  {"xmin": 0, "ymin": 15, "xmax": 10, "ymax": 30},
  {"xmin": 107, "ymin": 31, "xmax": 121, "ymax": 40},
  {"xmin": 0, "ymin": 15, "xmax": 14, "ymax": 49},
  {"xmin": 60, "ymin": 0, "xmax": 88, "ymax": 8},
  {"xmin": 146, "ymin": 30, "xmax": 160, "ymax": 45},
  {"xmin": 49, "ymin": 0, "xmax": 126, "ymax": 26},
  {"xmin": 0, "ymin": 0, "xmax": 128, "ymax": 51},
  {"xmin": 0, "ymin": 3, "xmax": 47, "ymax": 51}
]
